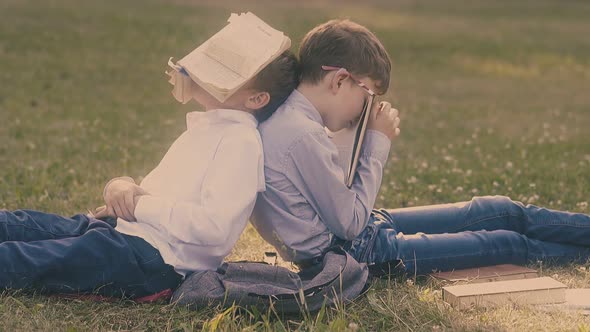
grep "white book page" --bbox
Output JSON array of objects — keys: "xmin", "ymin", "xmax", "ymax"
[
  {"xmin": 183, "ymin": 51, "xmax": 243, "ymax": 91},
  {"xmin": 178, "ymin": 12, "xmax": 286, "ymax": 92}
]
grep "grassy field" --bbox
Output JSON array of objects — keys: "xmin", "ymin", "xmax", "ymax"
[{"xmin": 1, "ymin": 0, "xmax": 589, "ymax": 330}]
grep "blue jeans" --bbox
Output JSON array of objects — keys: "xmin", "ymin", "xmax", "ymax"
[
  {"xmin": 344, "ymin": 196, "xmax": 590, "ymax": 276},
  {"xmin": 0, "ymin": 209, "xmax": 182, "ymax": 298}
]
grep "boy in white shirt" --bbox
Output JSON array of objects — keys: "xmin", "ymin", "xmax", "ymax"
[{"xmin": 0, "ymin": 49, "xmax": 298, "ymax": 298}]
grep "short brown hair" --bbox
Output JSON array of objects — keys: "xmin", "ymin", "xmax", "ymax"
[
  {"xmin": 250, "ymin": 51, "xmax": 300, "ymax": 122},
  {"xmin": 299, "ymin": 19, "xmax": 391, "ymax": 94}
]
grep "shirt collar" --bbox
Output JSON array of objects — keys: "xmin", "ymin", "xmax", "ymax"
[
  {"xmin": 285, "ymin": 89, "xmax": 324, "ymax": 126},
  {"xmin": 186, "ymin": 109, "xmax": 258, "ymax": 130}
]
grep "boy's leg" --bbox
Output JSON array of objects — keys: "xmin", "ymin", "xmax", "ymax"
[
  {"xmin": 368, "ymin": 226, "xmax": 590, "ymax": 276},
  {"xmin": 380, "ymin": 195, "xmax": 590, "ymax": 246},
  {"xmin": 0, "ymin": 209, "xmax": 92, "ymax": 242},
  {"xmin": 121, "ymin": 233, "xmax": 184, "ymax": 296},
  {"xmin": 0, "ymin": 217, "xmax": 182, "ymax": 298}
]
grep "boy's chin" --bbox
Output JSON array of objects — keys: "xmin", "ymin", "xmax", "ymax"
[
  {"xmin": 326, "ymin": 122, "xmax": 352, "ymax": 133},
  {"xmin": 325, "ymin": 122, "xmax": 344, "ymax": 132},
  {"xmin": 198, "ymin": 103, "xmax": 220, "ymax": 112},
  {"xmin": 193, "ymin": 97, "xmax": 224, "ymax": 111}
]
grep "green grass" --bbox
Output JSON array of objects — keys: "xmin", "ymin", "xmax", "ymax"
[{"xmin": 1, "ymin": 0, "xmax": 589, "ymax": 330}]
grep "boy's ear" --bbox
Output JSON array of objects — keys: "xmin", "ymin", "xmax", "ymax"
[
  {"xmin": 245, "ymin": 91, "xmax": 270, "ymax": 110},
  {"xmin": 328, "ymin": 68, "xmax": 350, "ymax": 95}
]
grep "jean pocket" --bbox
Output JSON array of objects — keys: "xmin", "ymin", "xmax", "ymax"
[
  {"xmin": 344, "ymin": 221, "xmax": 382, "ymax": 263},
  {"xmin": 124, "ymin": 234, "xmax": 163, "ymax": 268}
]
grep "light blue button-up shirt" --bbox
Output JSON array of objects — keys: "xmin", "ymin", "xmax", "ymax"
[{"xmin": 251, "ymin": 90, "xmax": 391, "ymax": 262}]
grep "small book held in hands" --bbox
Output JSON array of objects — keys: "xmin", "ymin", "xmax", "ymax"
[
  {"xmin": 166, "ymin": 12, "xmax": 291, "ymax": 103},
  {"xmin": 329, "ymin": 98, "xmax": 381, "ymax": 188}
]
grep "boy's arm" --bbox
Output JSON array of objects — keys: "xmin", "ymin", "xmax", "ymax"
[
  {"xmin": 134, "ymin": 131, "xmax": 262, "ymax": 245},
  {"xmin": 285, "ymin": 129, "xmax": 390, "ymax": 240}
]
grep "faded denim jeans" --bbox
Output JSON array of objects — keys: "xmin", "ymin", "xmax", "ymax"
[
  {"xmin": 0, "ymin": 209, "xmax": 182, "ymax": 298},
  {"xmin": 344, "ymin": 196, "xmax": 590, "ymax": 276}
]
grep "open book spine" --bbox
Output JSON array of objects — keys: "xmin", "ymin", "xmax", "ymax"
[{"xmin": 166, "ymin": 58, "xmax": 195, "ymax": 104}]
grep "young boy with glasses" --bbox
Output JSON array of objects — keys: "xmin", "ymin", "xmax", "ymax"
[{"xmin": 251, "ymin": 19, "xmax": 590, "ymax": 276}]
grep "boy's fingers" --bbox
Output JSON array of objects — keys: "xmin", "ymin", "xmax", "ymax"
[
  {"xmin": 118, "ymin": 200, "xmax": 133, "ymax": 222},
  {"xmin": 370, "ymin": 102, "xmax": 382, "ymax": 121},
  {"xmin": 124, "ymin": 193, "xmax": 137, "ymax": 222},
  {"xmin": 93, "ymin": 209, "xmax": 107, "ymax": 219},
  {"xmin": 372, "ymin": 102, "xmax": 389, "ymax": 121},
  {"xmin": 113, "ymin": 203, "xmax": 125, "ymax": 220},
  {"xmin": 136, "ymin": 186, "xmax": 149, "ymax": 195},
  {"xmin": 390, "ymin": 108, "xmax": 399, "ymax": 118},
  {"xmin": 95, "ymin": 205, "xmax": 115, "ymax": 219},
  {"xmin": 108, "ymin": 206, "xmax": 116, "ymax": 218},
  {"xmin": 380, "ymin": 102, "xmax": 391, "ymax": 114}
]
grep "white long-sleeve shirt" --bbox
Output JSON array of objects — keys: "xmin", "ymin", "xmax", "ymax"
[{"xmin": 113, "ymin": 109, "xmax": 265, "ymax": 276}]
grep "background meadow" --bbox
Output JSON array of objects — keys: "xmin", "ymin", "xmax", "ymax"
[{"xmin": 0, "ymin": 0, "xmax": 589, "ymax": 330}]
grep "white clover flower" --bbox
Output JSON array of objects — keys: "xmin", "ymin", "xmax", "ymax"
[{"xmin": 348, "ymin": 322, "xmax": 359, "ymax": 331}]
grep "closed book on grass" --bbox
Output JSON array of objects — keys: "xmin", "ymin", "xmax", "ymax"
[
  {"xmin": 167, "ymin": 12, "xmax": 291, "ymax": 103},
  {"xmin": 430, "ymin": 264, "xmax": 538, "ymax": 284},
  {"xmin": 538, "ymin": 289, "xmax": 590, "ymax": 315},
  {"xmin": 442, "ymin": 277, "xmax": 566, "ymax": 309}
]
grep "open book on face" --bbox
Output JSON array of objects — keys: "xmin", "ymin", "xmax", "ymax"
[
  {"xmin": 166, "ymin": 12, "xmax": 291, "ymax": 103},
  {"xmin": 328, "ymin": 96, "xmax": 381, "ymax": 188}
]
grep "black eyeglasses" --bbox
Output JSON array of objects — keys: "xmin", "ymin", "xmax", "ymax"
[{"xmin": 321, "ymin": 65, "xmax": 376, "ymax": 97}]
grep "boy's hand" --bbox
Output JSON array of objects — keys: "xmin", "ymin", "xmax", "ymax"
[
  {"xmin": 94, "ymin": 179, "xmax": 148, "ymax": 221},
  {"xmin": 368, "ymin": 101, "xmax": 401, "ymax": 140}
]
